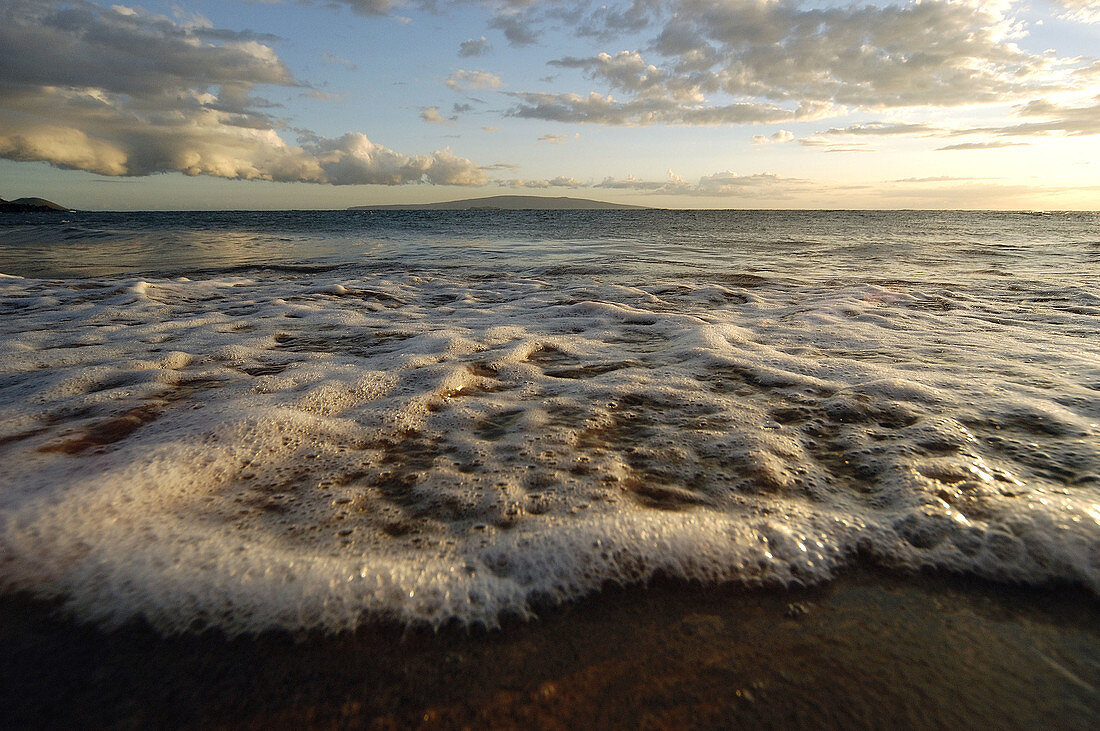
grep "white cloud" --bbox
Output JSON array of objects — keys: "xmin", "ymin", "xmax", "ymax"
[
  {"xmin": 935, "ymin": 141, "xmax": 1029, "ymax": 150},
  {"xmin": 1050, "ymin": 0, "xmax": 1100, "ymax": 23},
  {"xmin": 446, "ymin": 69, "xmax": 505, "ymax": 91},
  {"xmin": 307, "ymin": 134, "xmax": 486, "ymax": 185},
  {"xmin": 986, "ymin": 96, "xmax": 1100, "ymax": 137},
  {"xmin": 591, "ymin": 169, "xmax": 812, "ymax": 197},
  {"xmin": 537, "ymin": 133, "xmax": 578, "ymax": 144},
  {"xmin": 752, "ymin": 129, "xmax": 794, "ymax": 144},
  {"xmin": 812, "ymin": 97, "xmax": 1100, "ymax": 145},
  {"xmin": 302, "ymin": 89, "xmax": 341, "ymax": 101},
  {"xmin": 818, "ymin": 123, "xmax": 945, "ymax": 137},
  {"xmin": 889, "ymin": 176, "xmax": 997, "ymax": 183},
  {"xmin": 494, "ymin": 176, "xmax": 585, "ymax": 188},
  {"xmin": 692, "ymin": 171, "xmax": 811, "ymax": 197},
  {"xmin": 594, "ymin": 173, "xmax": 676, "ymax": 191},
  {"xmin": 0, "ymin": 1, "xmax": 485, "ymax": 185},
  {"xmin": 420, "ymin": 106, "xmax": 449, "ymax": 123}
]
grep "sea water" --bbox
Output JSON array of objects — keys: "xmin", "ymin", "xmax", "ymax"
[{"xmin": 0, "ymin": 210, "xmax": 1097, "ymax": 633}]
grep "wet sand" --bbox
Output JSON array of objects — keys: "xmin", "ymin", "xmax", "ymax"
[{"xmin": 2, "ymin": 570, "xmax": 1097, "ymax": 729}]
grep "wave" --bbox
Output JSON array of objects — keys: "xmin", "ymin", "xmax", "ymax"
[{"xmin": 0, "ymin": 267, "xmax": 1097, "ymax": 633}]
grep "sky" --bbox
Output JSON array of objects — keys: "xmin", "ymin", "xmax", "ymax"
[{"xmin": 0, "ymin": 0, "xmax": 1098, "ymax": 209}]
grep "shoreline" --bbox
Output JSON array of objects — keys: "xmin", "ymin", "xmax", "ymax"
[{"xmin": 3, "ymin": 569, "xmax": 1097, "ymax": 728}]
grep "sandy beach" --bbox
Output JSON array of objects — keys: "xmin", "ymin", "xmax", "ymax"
[{"xmin": 3, "ymin": 569, "xmax": 1096, "ymax": 728}]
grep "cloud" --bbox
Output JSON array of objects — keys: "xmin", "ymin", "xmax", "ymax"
[
  {"xmin": 495, "ymin": 176, "xmax": 585, "ymax": 188},
  {"xmin": 752, "ymin": 129, "xmax": 794, "ymax": 144},
  {"xmin": 302, "ymin": 89, "xmax": 341, "ymax": 101},
  {"xmin": 594, "ymin": 173, "xmax": 674, "ymax": 191},
  {"xmin": 1050, "ymin": 0, "xmax": 1100, "ymax": 23},
  {"xmin": 491, "ymin": 165, "xmax": 1093, "ymax": 206},
  {"xmin": 459, "ymin": 36, "xmax": 491, "ymax": 57},
  {"xmin": 692, "ymin": 171, "xmax": 812, "ymax": 197},
  {"xmin": 0, "ymin": 1, "xmax": 296, "ymax": 96},
  {"xmin": 890, "ymin": 176, "xmax": 998, "ymax": 183},
  {"xmin": 505, "ymin": 1, "xmax": 1087, "ymax": 126},
  {"xmin": 229, "ymin": 2, "xmax": 1098, "ymax": 136},
  {"xmin": 488, "ymin": 12, "xmax": 540, "ymax": 47},
  {"xmin": 420, "ymin": 106, "xmax": 450, "ymax": 123},
  {"xmin": 581, "ymin": 167, "xmax": 1092, "ymax": 206},
  {"xmin": 984, "ymin": 97, "xmax": 1100, "ymax": 137},
  {"xmin": 548, "ymin": 50, "xmax": 703, "ymax": 103},
  {"xmin": 649, "ymin": 0, "xmax": 1063, "ymax": 107},
  {"xmin": 813, "ymin": 97, "xmax": 1100, "ymax": 145},
  {"xmin": 817, "ymin": 123, "xmax": 945, "ymax": 137},
  {"xmin": 311, "ymin": 0, "xmax": 661, "ymax": 48},
  {"xmin": 936, "ymin": 141, "xmax": 1029, "ymax": 151},
  {"xmin": 306, "ymin": 134, "xmax": 485, "ymax": 184},
  {"xmin": 319, "ymin": 0, "xmax": 397, "ymax": 16},
  {"xmin": 537, "ymin": 133, "xmax": 577, "ymax": 144},
  {"xmin": 579, "ymin": 0, "xmax": 664, "ymax": 38},
  {"xmin": 0, "ymin": 1, "xmax": 485, "ymax": 185},
  {"xmin": 592, "ymin": 169, "xmax": 813, "ymax": 197},
  {"xmin": 508, "ymin": 91, "xmax": 826, "ymax": 126},
  {"xmin": 445, "ymin": 69, "xmax": 504, "ymax": 91},
  {"xmin": 321, "ymin": 51, "xmax": 358, "ymax": 71}
]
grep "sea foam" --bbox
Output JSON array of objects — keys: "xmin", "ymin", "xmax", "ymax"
[{"xmin": 0, "ymin": 269, "xmax": 1097, "ymax": 633}]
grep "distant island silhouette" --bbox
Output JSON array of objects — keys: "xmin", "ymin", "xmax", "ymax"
[
  {"xmin": 0, "ymin": 197, "xmax": 71, "ymax": 213},
  {"xmin": 350, "ymin": 195, "xmax": 646, "ymax": 211}
]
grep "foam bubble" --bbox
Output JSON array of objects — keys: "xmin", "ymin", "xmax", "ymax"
[{"xmin": 0, "ymin": 270, "xmax": 1097, "ymax": 633}]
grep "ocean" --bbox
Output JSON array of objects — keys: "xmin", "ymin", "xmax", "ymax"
[{"xmin": 0, "ymin": 209, "xmax": 1097, "ymax": 636}]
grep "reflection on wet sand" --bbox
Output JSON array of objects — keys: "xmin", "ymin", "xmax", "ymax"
[{"xmin": 2, "ymin": 571, "xmax": 1096, "ymax": 728}]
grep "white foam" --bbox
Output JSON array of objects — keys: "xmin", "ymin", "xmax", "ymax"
[{"xmin": 0, "ymin": 270, "xmax": 1097, "ymax": 634}]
